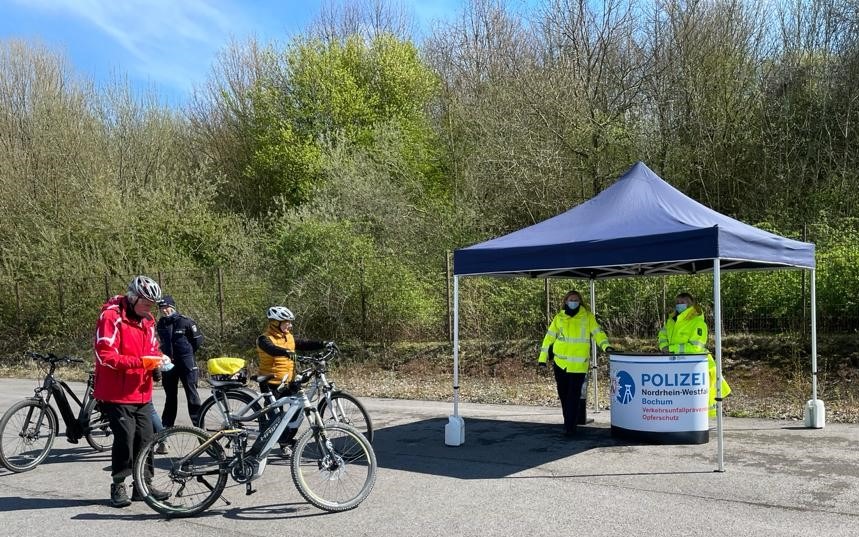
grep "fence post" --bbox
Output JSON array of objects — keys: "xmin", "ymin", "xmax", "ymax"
[
  {"xmin": 360, "ymin": 257, "xmax": 367, "ymax": 343},
  {"xmin": 216, "ymin": 267, "xmax": 225, "ymax": 340},
  {"xmin": 801, "ymin": 223, "xmax": 807, "ymax": 333},
  {"xmin": 57, "ymin": 279, "xmax": 65, "ymax": 329},
  {"xmin": 104, "ymin": 273, "xmax": 111, "ymax": 300},
  {"xmin": 446, "ymin": 251, "xmax": 452, "ymax": 342},
  {"xmin": 14, "ymin": 281, "xmax": 21, "ymax": 326},
  {"xmin": 544, "ymin": 278, "xmax": 550, "ymax": 325}
]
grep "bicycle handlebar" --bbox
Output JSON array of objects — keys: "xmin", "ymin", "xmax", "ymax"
[
  {"xmin": 25, "ymin": 351, "xmax": 85, "ymax": 364},
  {"xmin": 294, "ymin": 345, "xmax": 338, "ymax": 364}
]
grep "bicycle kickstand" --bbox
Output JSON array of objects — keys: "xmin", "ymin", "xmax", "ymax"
[
  {"xmin": 193, "ymin": 477, "xmax": 232, "ymax": 506},
  {"xmin": 245, "ymin": 482, "xmax": 256, "ymax": 496}
]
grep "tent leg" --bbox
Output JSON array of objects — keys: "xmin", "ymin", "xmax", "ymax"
[
  {"xmin": 590, "ymin": 279, "xmax": 598, "ymax": 412},
  {"xmin": 445, "ymin": 275, "xmax": 465, "ymax": 445},
  {"xmin": 714, "ymin": 260, "xmax": 725, "ymax": 472},
  {"xmin": 803, "ymin": 268, "xmax": 825, "ymax": 428}
]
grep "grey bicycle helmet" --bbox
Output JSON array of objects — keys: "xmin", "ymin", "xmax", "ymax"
[
  {"xmin": 267, "ymin": 306, "xmax": 295, "ymax": 321},
  {"xmin": 127, "ymin": 275, "xmax": 162, "ymax": 302}
]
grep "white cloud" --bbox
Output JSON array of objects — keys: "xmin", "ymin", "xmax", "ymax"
[{"xmin": 14, "ymin": 0, "xmax": 248, "ymax": 94}]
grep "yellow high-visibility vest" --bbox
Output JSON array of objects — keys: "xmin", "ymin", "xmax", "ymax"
[
  {"xmin": 658, "ymin": 306, "xmax": 732, "ymax": 416},
  {"xmin": 538, "ymin": 308, "xmax": 608, "ymax": 373}
]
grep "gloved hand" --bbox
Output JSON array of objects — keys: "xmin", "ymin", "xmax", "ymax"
[
  {"xmin": 152, "ymin": 367, "xmax": 162, "ymax": 382},
  {"xmin": 605, "ymin": 346, "xmax": 616, "ymax": 353},
  {"xmin": 142, "ymin": 355, "xmax": 167, "ymax": 371},
  {"xmin": 538, "ymin": 362, "xmax": 548, "ymax": 370}
]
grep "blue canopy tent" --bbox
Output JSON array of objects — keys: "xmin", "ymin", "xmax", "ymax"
[{"xmin": 449, "ymin": 161, "xmax": 818, "ymax": 470}]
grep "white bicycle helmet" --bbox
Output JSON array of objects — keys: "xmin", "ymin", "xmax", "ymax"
[
  {"xmin": 267, "ymin": 306, "xmax": 295, "ymax": 321},
  {"xmin": 127, "ymin": 275, "xmax": 162, "ymax": 302}
]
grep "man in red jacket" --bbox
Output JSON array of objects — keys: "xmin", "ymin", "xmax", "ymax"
[{"xmin": 94, "ymin": 275, "xmax": 170, "ymax": 507}]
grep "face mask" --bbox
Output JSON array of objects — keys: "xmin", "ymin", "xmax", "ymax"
[
  {"xmin": 675, "ymin": 303, "xmax": 688, "ymax": 314},
  {"xmin": 566, "ymin": 300, "xmax": 579, "ymax": 310}
]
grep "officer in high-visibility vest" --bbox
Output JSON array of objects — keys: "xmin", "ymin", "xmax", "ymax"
[
  {"xmin": 538, "ymin": 290, "xmax": 614, "ymax": 437},
  {"xmin": 658, "ymin": 292, "xmax": 732, "ymax": 418}
]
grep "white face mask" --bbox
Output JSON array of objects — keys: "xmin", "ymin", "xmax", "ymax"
[
  {"xmin": 675, "ymin": 303, "xmax": 688, "ymax": 314},
  {"xmin": 566, "ymin": 300, "xmax": 579, "ymax": 310}
]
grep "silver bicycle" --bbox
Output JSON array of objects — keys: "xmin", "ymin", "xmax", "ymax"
[
  {"xmin": 133, "ymin": 362, "xmax": 377, "ymax": 517},
  {"xmin": 196, "ymin": 345, "xmax": 373, "ymax": 444}
]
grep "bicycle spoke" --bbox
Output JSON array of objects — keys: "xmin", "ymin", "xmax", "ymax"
[
  {"xmin": 291, "ymin": 423, "xmax": 376, "ymax": 512},
  {"xmin": 0, "ymin": 401, "xmax": 56, "ymax": 472},
  {"xmin": 134, "ymin": 426, "xmax": 228, "ymax": 517}
]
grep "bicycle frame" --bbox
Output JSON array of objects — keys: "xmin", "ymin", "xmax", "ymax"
[
  {"xmin": 181, "ymin": 389, "xmax": 324, "ymax": 482},
  {"xmin": 29, "ymin": 361, "xmax": 94, "ymax": 439}
]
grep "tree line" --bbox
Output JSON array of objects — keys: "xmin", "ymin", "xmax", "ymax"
[{"xmin": 2, "ymin": 0, "xmax": 859, "ymax": 355}]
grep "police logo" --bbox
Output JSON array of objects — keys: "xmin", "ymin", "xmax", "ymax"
[{"xmin": 612, "ymin": 370, "xmax": 636, "ymax": 405}]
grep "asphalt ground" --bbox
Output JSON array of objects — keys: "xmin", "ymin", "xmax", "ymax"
[{"xmin": 0, "ymin": 377, "xmax": 856, "ymax": 537}]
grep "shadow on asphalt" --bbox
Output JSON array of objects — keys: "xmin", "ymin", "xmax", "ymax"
[
  {"xmin": 0, "ymin": 446, "xmax": 109, "ymax": 478},
  {"xmin": 222, "ymin": 502, "xmax": 331, "ymax": 520},
  {"xmin": 372, "ymin": 417, "xmax": 666, "ymax": 479},
  {"xmin": 0, "ymin": 496, "xmax": 98, "ymax": 512}
]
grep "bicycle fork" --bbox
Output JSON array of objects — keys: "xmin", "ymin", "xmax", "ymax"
[{"xmin": 18, "ymin": 400, "xmax": 49, "ymax": 441}]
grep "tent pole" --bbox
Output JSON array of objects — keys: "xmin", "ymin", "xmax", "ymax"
[
  {"xmin": 714, "ymin": 260, "xmax": 725, "ymax": 472},
  {"xmin": 453, "ymin": 275, "xmax": 460, "ymax": 417},
  {"xmin": 590, "ymin": 278, "xmax": 598, "ymax": 411},
  {"xmin": 811, "ymin": 268, "xmax": 818, "ymax": 402},
  {"xmin": 445, "ymin": 275, "xmax": 465, "ymax": 446}
]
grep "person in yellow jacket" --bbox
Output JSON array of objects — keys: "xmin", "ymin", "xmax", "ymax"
[
  {"xmin": 538, "ymin": 290, "xmax": 614, "ymax": 437},
  {"xmin": 256, "ymin": 305, "xmax": 329, "ymax": 389},
  {"xmin": 658, "ymin": 292, "xmax": 731, "ymax": 418},
  {"xmin": 256, "ymin": 305, "xmax": 330, "ymax": 454}
]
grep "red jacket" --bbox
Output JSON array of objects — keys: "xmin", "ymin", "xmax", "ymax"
[{"xmin": 93, "ymin": 295, "xmax": 159, "ymax": 404}]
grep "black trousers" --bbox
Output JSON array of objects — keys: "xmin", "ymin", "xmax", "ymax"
[
  {"xmin": 258, "ymin": 381, "xmax": 298, "ymax": 445},
  {"xmin": 161, "ymin": 364, "xmax": 201, "ymax": 427},
  {"xmin": 102, "ymin": 402, "xmax": 154, "ymax": 480},
  {"xmin": 553, "ymin": 364, "xmax": 586, "ymax": 434}
]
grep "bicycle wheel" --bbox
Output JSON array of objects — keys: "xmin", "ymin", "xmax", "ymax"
[
  {"xmin": 197, "ymin": 390, "xmax": 263, "ymax": 434},
  {"xmin": 0, "ymin": 399, "xmax": 57, "ymax": 472},
  {"xmin": 132, "ymin": 425, "xmax": 228, "ymax": 518},
  {"xmin": 291, "ymin": 422, "xmax": 377, "ymax": 512},
  {"xmin": 83, "ymin": 398, "xmax": 113, "ymax": 452},
  {"xmin": 318, "ymin": 391, "xmax": 374, "ymax": 443}
]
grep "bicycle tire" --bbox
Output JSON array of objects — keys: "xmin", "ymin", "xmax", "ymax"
[
  {"xmin": 196, "ymin": 389, "xmax": 263, "ymax": 433},
  {"xmin": 82, "ymin": 398, "xmax": 113, "ymax": 452},
  {"xmin": 132, "ymin": 425, "xmax": 228, "ymax": 518},
  {"xmin": 0, "ymin": 399, "xmax": 58, "ymax": 472},
  {"xmin": 317, "ymin": 391, "xmax": 374, "ymax": 443},
  {"xmin": 291, "ymin": 422, "xmax": 377, "ymax": 512}
]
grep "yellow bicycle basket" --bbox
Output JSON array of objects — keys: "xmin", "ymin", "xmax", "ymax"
[{"xmin": 207, "ymin": 357, "xmax": 247, "ymax": 382}]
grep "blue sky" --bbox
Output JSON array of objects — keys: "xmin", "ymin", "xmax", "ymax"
[{"xmin": 0, "ymin": 0, "xmax": 476, "ymax": 107}]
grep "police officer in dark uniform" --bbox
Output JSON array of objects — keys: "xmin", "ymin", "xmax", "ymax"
[{"xmin": 156, "ymin": 295, "xmax": 203, "ymax": 428}]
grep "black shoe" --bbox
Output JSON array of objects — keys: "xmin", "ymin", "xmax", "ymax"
[
  {"xmin": 154, "ymin": 441, "xmax": 168, "ymax": 455},
  {"xmin": 132, "ymin": 481, "xmax": 170, "ymax": 502},
  {"xmin": 110, "ymin": 483, "xmax": 131, "ymax": 508}
]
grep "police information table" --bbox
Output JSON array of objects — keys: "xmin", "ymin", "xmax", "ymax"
[{"xmin": 609, "ymin": 352, "xmax": 710, "ymax": 444}]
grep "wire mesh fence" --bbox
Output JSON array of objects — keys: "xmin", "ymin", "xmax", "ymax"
[{"xmin": 0, "ymin": 224, "xmax": 857, "ymax": 358}]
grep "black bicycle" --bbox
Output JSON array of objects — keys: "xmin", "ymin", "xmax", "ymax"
[
  {"xmin": 133, "ymin": 361, "xmax": 377, "ymax": 517},
  {"xmin": 0, "ymin": 351, "xmax": 113, "ymax": 472}
]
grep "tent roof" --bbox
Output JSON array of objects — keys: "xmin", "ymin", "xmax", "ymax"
[{"xmin": 453, "ymin": 161, "xmax": 815, "ymax": 278}]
